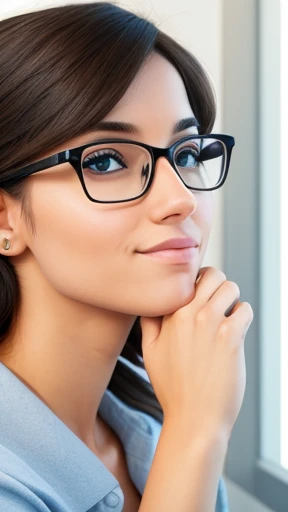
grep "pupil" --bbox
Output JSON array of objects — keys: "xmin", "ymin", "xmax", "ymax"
[
  {"xmin": 176, "ymin": 150, "xmax": 194, "ymax": 167},
  {"xmin": 96, "ymin": 156, "xmax": 110, "ymax": 172}
]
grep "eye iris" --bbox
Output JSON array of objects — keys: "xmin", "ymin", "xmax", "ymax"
[
  {"xmin": 176, "ymin": 149, "xmax": 196, "ymax": 168},
  {"xmin": 94, "ymin": 155, "xmax": 111, "ymax": 172}
]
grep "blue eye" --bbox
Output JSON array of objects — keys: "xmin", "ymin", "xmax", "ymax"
[
  {"xmin": 175, "ymin": 148, "xmax": 200, "ymax": 168},
  {"xmin": 82, "ymin": 150, "xmax": 127, "ymax": 174}
]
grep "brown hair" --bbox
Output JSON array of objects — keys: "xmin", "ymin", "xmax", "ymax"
[{"xmin": 0, "ymin": 2, "xmax": 216, "ymax": 422}]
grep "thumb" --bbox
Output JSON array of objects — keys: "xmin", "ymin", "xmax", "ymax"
[{"xmin": 140, "ymin": 316, "xmax": 163, "ymax": 349}]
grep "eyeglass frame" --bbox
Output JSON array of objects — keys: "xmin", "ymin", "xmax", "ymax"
[{"xmin": 0, "ymin": 134, "xmax": 235, "ymax": 204}]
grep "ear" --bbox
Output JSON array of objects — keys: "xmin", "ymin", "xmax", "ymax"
[{"xmin": 0, "ymin": 191, "xmax": 28, "ymax": 257}]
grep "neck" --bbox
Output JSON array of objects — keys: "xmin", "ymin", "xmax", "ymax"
[{"xmin": 0, "ymin": 295, "xmax": 136, "ymax": 452}]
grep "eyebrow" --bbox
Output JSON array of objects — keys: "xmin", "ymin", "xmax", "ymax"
[{"xmin": 92, "ymin": 117, "xmax": 200, "ymax": 135}]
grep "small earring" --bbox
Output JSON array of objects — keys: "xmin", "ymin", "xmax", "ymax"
[{"xmin": 2, "ymin": 238, "xmax": 10, "ymax": 251}]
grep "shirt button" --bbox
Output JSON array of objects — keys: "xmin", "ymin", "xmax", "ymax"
[{"xmin": 104, "ymin": 491, "xmax": 120, "ymax": 508}]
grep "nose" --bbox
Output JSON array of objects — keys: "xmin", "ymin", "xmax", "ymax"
[{"xmin": 146, "ymin": 156, "xmax": 198, "ymax": 221}]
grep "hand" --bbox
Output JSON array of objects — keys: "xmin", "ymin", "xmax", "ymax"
[{"xmin": 140, "ymin": 266, "xmax": 254, "ymax": 440}]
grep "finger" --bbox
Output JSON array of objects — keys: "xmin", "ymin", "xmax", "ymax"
[
  {"xmin": 222, "ymin": 301, "xmax": 254, "ymax": 340},
  {"xmin": 193, "ymin": 267, "xmax": 227, "ymax": 310},
  {"xmin": 195, "ymin": 266, "xmax": 210, "ymax": 283},
  {"xmin": 140, "ymin": 316, "xmax": 163, "ymax": 347},
  {"xmin": 224, "ymin": 296, "xmax": 240, "ymax": 317}
]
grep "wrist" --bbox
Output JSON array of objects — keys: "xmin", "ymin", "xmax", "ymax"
[{"xmin": 162, "ymin": 414, "xmax": 230, "ymax": 454}]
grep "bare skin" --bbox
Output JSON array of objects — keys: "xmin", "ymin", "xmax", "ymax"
[
  {"xmin": 94, "ymin": 414, "xmax": 141, "ymax": 511},
  {"xmin": 0, "ymin": 51, "xmax": 213, "ymax": 507}
]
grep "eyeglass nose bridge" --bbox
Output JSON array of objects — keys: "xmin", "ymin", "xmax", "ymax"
[{"xmin": 150, "ymin": 145, "xmax": 178, "ymax": 174}]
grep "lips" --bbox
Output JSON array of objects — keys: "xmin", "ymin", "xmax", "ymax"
[{"xmin": 139, "ymin": 237, "xmax": 200, "ymax": 253}]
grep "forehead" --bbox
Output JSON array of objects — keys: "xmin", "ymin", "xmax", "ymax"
[
  {"xmin": 103, "ymin": 52, "xmax": 195, "ymax": 131},
  {"xmin": 46, "ymin": 53, "xmax": 197, "ymax": 156}
]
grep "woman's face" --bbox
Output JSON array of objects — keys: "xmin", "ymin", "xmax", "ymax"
[{"xmin": 17, "ymin": 52, "xmax": 214, "ymax": 318}]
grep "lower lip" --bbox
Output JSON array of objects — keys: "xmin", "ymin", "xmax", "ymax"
[{"xmin": 138, "ymin": 247, "xmax": 199, "ymax": 264}]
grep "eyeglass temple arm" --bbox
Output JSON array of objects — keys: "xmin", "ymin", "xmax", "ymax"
[{"xmin": 0, "ymin": 150, "xmax": 71, "ymax": 185}]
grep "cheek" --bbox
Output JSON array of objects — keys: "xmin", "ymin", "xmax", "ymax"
[
  {"xmin": 194, "ymin": 189, "xmax": 214, "ymax": 227},
  {"xmin": 195, "ymin": 192, "xmax": 214, "ymax": 258},
  {"xmin": 199, "ymin": 191, "xmax": 214, "ymax": 223},
  {"xmin": 28, "ymin": 184, "xmax": 138, "ymax": 301},
  {"xmin": 24, "ymin": 182, "xmax": 216, "ymax": 317}
]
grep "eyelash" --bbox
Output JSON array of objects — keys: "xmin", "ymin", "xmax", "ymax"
[{"xmin": 84, "ymin": 149, "xmax": 126, "ymax": 167}]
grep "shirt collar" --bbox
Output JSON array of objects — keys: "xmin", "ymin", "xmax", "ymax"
[
  {"xmin": 0, "ymin": 361, "xmax": 123, "ymax": 511},
  {"xmin": 0, "ymin": 359, "xmax": 162, "ymax": 511},
  {"xmin": 0, "ymin": 361, "xmax": 229, "ymax": 512}
]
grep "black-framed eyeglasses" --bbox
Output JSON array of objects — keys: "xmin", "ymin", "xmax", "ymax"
[{"xmin": 0, "ymin": 134, "xmax": 235, "ymax": 203}]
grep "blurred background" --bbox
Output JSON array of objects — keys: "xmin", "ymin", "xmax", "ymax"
[{"xmin": 0, "ymin": 1, "xmax": 285, "ymax": 511}]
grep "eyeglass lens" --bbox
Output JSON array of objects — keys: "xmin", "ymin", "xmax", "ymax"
[{"xmin": 80, "ymin": 137, "xmax": 226, "ymax": 202}]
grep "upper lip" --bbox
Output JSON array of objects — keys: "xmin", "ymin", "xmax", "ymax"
[{"xmin": 138, "ymin": 237, "xmax": 200, "ymax": 253}]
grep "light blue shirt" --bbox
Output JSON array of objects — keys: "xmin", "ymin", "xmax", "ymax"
[{"xmin": 0, "ymin": 359, "xmax": 229, "ymax": 511}]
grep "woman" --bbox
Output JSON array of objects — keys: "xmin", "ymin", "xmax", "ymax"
[{"xmin": 0, "ymin": 2, "xmax": 253, "ymax": 511}]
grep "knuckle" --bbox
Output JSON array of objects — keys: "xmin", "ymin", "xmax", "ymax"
[
  {"xmin": 217, "ymin": 321, "xmax": 233, "ymax": 340},
  {"xmin": 242, "ymin": 301, "xmax": 254, "ymax": 321},
  {"xmin": 198, "ymin": 267, "xmax": 226, "ymax": 281},
  {"xmin": 226, "ymin": 281, "xmax": 240, "ymax": 297},
  {"xmin": 210, "ymin": 267, "xmax": 227, "ymax": 281},
  {"xmin": 218, "ymin": 270, "xmax": 227, "ymax": 281},
  {"xmin": 196, "ymin": 308, "xmax": 209, "ymax": 325},
  {"xmin": 203, "ymin": 301, "xmax": 223, "ymax": 318}
]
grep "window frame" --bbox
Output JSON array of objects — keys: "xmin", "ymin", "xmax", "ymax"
[{"xmin": 222, "ymin": 0, "xmax": 286, "ymax": 510}]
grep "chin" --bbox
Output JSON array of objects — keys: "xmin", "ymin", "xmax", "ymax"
[{"xmin": 136, "ymin": 283, "xmax": 198, "ymax": 318}]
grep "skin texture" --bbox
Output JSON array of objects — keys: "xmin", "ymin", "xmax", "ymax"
[{"xmin": 0, "ymin": 52, "xmax": 214, "ymax": 453}]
